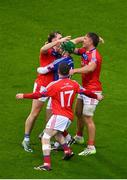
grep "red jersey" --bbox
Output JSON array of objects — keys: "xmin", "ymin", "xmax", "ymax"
[
  {"xmin": 23, "ymin": 78, "xmax": 98, "ymax": 120},
  {"xmin": 35, "ymin": 48, "xmax": 56, "ymax": 87},
  {"xmin": 78, "ymin": 47, "xmax": 102, "ymax": 91}
]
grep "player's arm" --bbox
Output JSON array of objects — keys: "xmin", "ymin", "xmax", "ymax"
[
  {"xmin": 79, "ymin": 89, "xmax": 103, "ymax": 101},
  {"xmin": 40, "ymin": 36, "xmax": 71, "ymax": 54},
  {"xmin": 37, "ymin": 57, "xmax": 66, "ymax": 74},
  {"xmin": 37, "ymin": 56, "xmax": 73, "ymax": 74},
  {"xmin": 37, "ymin": 63, "xmax": 54, "ymax": 74},
  {"xmin": 71, "ymin": 36, "xmax": 84, "ymax": 44},
  {"xmin": 70, "ymin": 61, "xmax": 96, "ymax": 75},
  {"xmin": 71, "ymin": 37, "xmax": 84, "ymax": 54},
  {"xmin": 16, "ymin": 82, "xmax": 56, "ymax": 99},
  {"xmin": 16, "ymin": 91, "xmax": 48, "ymax": 99}
]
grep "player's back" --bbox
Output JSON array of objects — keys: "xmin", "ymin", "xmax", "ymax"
[
  {"xmin": 53, "ymin": 56, "xmax": 74, "ymax": 81},
  {"xmin": 48, "ymin": 78, "xmax": 79, "ymax": 120}
]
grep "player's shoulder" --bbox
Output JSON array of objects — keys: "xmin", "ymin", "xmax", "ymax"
[
  {"xmin": 94, "ymin": 49, "xmax": 102, "ymax": 59},
  {"xmin": 91, "ymin": 49, "xmax": 102, "ymax": 62},
  {"xmin": 40, "ymin": 48, "xmax": 53, "ymax": 56},
  {"xmin": 46, "ymin": 79, "xmax": 61, "ymax": 88},
  {"xmin": 77, "ymin": 47, "xmax": 86, "ymax": 55},
  {"xmin": 69, "ymin": 79, "xmax": 79, "ymax": 87}
]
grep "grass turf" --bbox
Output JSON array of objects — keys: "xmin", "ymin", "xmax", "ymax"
[{"xmin": 0, "ymin": 0, "xmax": 127, "ymax": 178}]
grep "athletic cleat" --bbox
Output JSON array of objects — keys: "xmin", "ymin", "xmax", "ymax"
[
  {"xmin": 74, "ymin": 135, "xmax": 84, "ymax": 144},
  {"xmin": 62, "ymin": 152, "xmax": 74, "ymax": 160},
  {"xmin": 67, "ymin": 137, "xmax": 76, "ymax": 147},
  {"xmin": 34, "ymin": 165, "xmax": 51, "ymax": 171},
  {"xmin": 22, "ymin": 140, "xmax": 33, "ymax": 152},
  {"xmin": 78, "ymin": 147, "xmax": 96, "ymax": 156}
]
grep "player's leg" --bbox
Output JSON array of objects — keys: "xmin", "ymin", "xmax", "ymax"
[
  {"xmin": 34, "ymin": 128, "xmax": 58, "ymax": 171},
  {"xmin": 55, "ymin": 132, "xmax": 74, "ymax": 160},
  {"xmin": 22, "ymin": 99, "xmax": 44, "ymax": 152},
  {"xmin": 46, "ymin": 97, "xmax": 52, "ymax": 122},
  {"xmin": 34, "ymin": 115, "xmax": 74, "ymax": 171},
  {"xmin": 74, "ymin": 96, "xmax": 85, "ymax": 144},
  {"xmin": 78, "ymin": 95, "xmax": 100, "ymax": 156},
  {"xmin": 22, "ymin": 83, "xmax": 47, "ymax": 152},
  {"xmin": 38, "ymin": 98, "xmax": 53, "ymax": 139},
  {"xmin": 78, "ymin": 114, "xmax": 96, "ymax": 156}
]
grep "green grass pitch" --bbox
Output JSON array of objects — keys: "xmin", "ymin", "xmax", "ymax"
[{"xmin": 0, "ymin": 0, "xmax": 127, "ymax": 178}]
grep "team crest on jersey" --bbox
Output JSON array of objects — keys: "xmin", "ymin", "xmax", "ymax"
[{"xmin": 82, "ymin": 53, "xmax": 88, "ymax": 61}]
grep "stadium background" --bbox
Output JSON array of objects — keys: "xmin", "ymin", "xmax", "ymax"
[{"xmin": 0, "ymin": 0, "xmax": 127, "ymax": 178}]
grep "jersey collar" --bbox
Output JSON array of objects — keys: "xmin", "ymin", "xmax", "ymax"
[
  {"xmin": 86, "ymin": 47, "xmax": 96, "ymax": 53},
  {"xmin": 59, "ymin": 75, "xmax": 70, "ymax": 79}
]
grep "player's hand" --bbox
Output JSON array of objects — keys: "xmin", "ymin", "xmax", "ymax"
[
  {"xmin": 97, "ymin": 94, "xmax": 104, "ymax": 101},
  {"xmin": 16, "ymin": 93, "xmax": 24, "ymax": 99},
  {"xmin": 69, "ymin": 69, "xmax": 75, "ymax": 75},
  {"xmin": 99, "ymin": 36, "xmax": 104, "ymax": 44},
  {"xmin": 58, "ymin": 36, "xmax": 71, "ymax": 43}
]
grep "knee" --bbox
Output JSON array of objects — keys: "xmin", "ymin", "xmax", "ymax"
[{"xmin": 42, "ymin": 132, "xmax": 51, "ymax": 142}]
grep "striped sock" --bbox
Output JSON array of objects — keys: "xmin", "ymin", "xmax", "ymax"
[{"xmin": 24, "ymin": 134, "xmax": 30, "ymax": 142}]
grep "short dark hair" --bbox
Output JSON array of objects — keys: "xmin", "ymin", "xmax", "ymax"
[
  {"xmin": 87, "ymin": 32, "xmax": 99, "ymax": 47},
  {"xmin": 58, "ymin": 62, "xmax": 70, "ymax": 76},
  {"xmin": 48, "ymin": 31, "xmax": 62, "ymax": 43}
]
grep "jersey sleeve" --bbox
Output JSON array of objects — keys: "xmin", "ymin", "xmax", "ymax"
[
  {"xmin": 45, "ymin": 81, "xmax": 57, "ymax": 97},
  {"xmin": 23, "ymin": 91, "xmax": 47, "ymax": 99},
  {"xmin": 77, "ymin": 48, "xmax": 86, "ymax": 55}
]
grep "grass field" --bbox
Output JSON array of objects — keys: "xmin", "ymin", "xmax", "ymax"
[{"xmin": 0, "ymin": 0, "xmax": 127, "ymax": 178}]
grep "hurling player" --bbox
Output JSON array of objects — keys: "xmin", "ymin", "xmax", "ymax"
[{"xmin": 16, "ymin": 62, "xmax": 103, "ymax": 171}]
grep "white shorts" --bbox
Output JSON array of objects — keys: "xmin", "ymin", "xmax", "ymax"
[
  {"xmin": 33, "ymin": 82, "xmax": 48, "ymax": 102},
  {"xmin": 46, "ymin": 115, "xmax": 71, "ymax": 132},
  {"xmin": 46, "ymin": 97, "xmax": 52, "ymax": 109},
  {"xmin": 77, "ymin": 91, "xmax": 102, "ymax": 116}
]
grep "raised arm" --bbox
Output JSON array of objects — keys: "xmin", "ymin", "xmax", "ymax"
[{"xmin": 40, "ymin": 36, "xmax": 71, "ymax": 54}]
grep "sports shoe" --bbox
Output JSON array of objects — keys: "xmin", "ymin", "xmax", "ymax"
[
  {"xmin": 78, "ymin": 147, "xmax": 96, "ymax": 156},
  {"xmin": 67, "ymin": 137, "xmax": 76, "ymax": 147},
  {"xmin": 62, "ymin": 152, "xmax": 74, "ymax": 160},
  {"xmin": 74, "ymin": 135, "xmax": 84, "ymax": 144},
  {"xmin": 34, "ymin": 165, "xmax": 51, "ymax": 171},
  {"xmin": 22, "ymin": 140, "xmax": 33, "ymax": 152}
]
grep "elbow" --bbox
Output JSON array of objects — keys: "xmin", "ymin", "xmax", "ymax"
[{"xmin": 40, "ymin": 47, "xmax": 47, "ymax": 54}]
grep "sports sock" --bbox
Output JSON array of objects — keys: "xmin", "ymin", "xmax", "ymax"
[
  {"xmin": 87, "ymin": 140, "xmax": 95, "ymax": 149},
  {"xmin": 76, "ymin": 131, "xmax": 83, "ymax": 137},
  {"xmin": 43, "ymin": 155, "xmax": 51, "ymax": 167},
  {"xmin": 61, "ymin": 143, "xmax": 71, "ymax": 154},
  {"xmin": 24, "ymin": 134, "xmax": 30, "ymax": 142},
  {"xmin": 62, "ymin": 130, "xmax": 68, "ymax": 137}
]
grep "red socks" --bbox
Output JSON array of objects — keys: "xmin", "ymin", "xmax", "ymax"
[
  {"xmin": 43, "ymin": 155, "xmax": 51, "ymax": 167},
  {"xmin": 62, "ymin": 130, "xmax": 68, "ymax": 137},
  {"xmin": 62, "ymin": 143, "xmax": 71, "ymax": 154},
  {"xmin": 87, "ymin": 140, "xmax": 94, "ymax": 146},
  {"xmin": 76, "ymin": 131, "xmax": 83, "ymax": 137}
]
